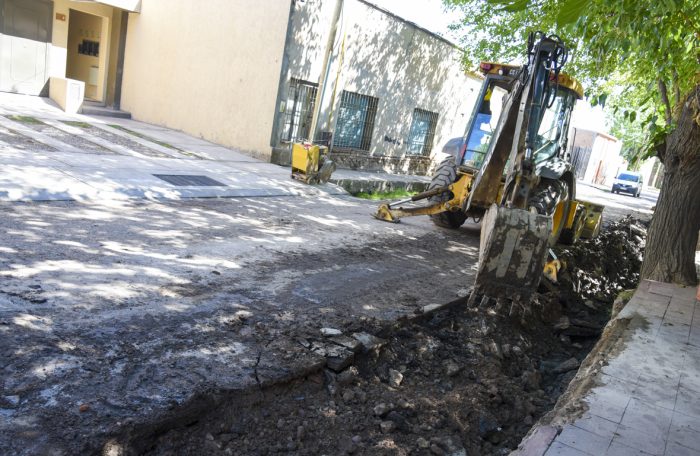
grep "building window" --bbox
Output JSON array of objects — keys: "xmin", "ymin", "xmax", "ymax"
[
  {"xmin": 333, "ymin": 91, "xmax": 378, "ymax": 151},
  {"xmin": 407, "ymin": 108, "xmax": 439, "ymax": 155},
  {"xmin": 282, "ymin": 78, "xmax": 318, "ymax": 142}
]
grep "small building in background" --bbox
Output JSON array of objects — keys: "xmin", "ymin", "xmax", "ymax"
[
  {"xmin": 271, "ymin": 0, "xmax": 482, "ymax": 175},
  {"xmin": 569, "ymin": 127, "xmax": 626, "ymax": 187},
  {"xmin": 638, "ymin": 156, "xmax": 664, "ymax": 189}
]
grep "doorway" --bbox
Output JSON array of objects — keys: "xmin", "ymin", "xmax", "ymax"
[
  {"xmin": 0, "ymin": 0, "xmax": 53, "ymax": 95},
  {"xmin": 66, "ymin": 9, "xmax": 104, "ymax": 102}
]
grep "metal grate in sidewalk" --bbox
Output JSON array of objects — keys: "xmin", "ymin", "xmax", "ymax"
[{"xmin": 153, "ymin": 174, "xmax": 227, "ymax": 187}]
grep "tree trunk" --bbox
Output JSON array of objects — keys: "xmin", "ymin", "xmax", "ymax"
[{"xmin": 641, "ymin": 84, "xmax": 700, "ymax": 286}]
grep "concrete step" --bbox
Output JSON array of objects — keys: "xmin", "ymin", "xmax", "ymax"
[
  {"xmin": 329, "ymin": 169, "xmax": 430, "ymax": 194},
  {"xmin": 80, "ymin": 104, "xmax": 132, "ymax": 119}
]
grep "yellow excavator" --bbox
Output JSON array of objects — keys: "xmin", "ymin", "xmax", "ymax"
[{"xmin": 374, "ymin": 32, "xmax": 603, "ymax": 300}]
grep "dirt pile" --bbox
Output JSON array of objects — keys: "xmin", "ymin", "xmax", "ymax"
[
  {"xmin": 142, "ymin": 219, "xmax": 647, "ymax": 456},
  {"xmin": 146, "ymin": 303, "xmax": 588, "ymax": 456},
  {"xmin": 555, "ymin": 215, "xmax": 647, "ymax": 303}
]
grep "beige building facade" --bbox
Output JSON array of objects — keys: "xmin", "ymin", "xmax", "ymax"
[
  {"xmin": 0, "ymin": 0, "xmax": 292, "ymax": 161},
  {"xmin": 0, "ymin": 0, "xmax": 131, "ymax": 104},
  {"xmin": 1, "ymin": 0, "xmax": 480, "ymax": 171},
  {"xmin": 120, "ymin": 0, "xmax": 292, "ymax": 160}
]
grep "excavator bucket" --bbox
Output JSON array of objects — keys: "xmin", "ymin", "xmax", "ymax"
[{"xmin": 474, "ymin": 204, "xmax": 552, "ymax": 301}]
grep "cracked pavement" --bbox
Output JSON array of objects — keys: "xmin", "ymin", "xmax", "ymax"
[{"xmin": 0, "ymin": 195, "xmax": 482, "ymax": 455}]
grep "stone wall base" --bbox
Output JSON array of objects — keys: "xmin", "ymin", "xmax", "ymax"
[{"xmin": 330, "ymin": 151, "xmax": 431, "ymax": 176}]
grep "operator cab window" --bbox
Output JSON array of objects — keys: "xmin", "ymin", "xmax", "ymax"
[
  {"xmin": 534, "ymin": 90, "xmax": 574, "ymax": 163},
  {"xmin": 463, "ymin": 82, "xmax": 507, "ymax": 168}
]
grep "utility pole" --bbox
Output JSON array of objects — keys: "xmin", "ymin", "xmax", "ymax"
[{"xmin": 308, "ymin": 0, "xmax": 343, "ymax": 143}]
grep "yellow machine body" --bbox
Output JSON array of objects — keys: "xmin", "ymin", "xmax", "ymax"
[
  {"xmin": 292, "ymin": 143, "xmax": 321, "ymax": 180},
  {"xmin": 374, "ymin": 171, "xmax": 474, "ymax": 223},
  {"xmin": 577, "ymin": 201, "xmax": 604, "ymax": 238},
  {"xmin": 291, "ymin": 143, "xmax": 334, "ymax": 184}
]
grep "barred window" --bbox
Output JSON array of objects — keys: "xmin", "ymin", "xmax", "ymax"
[
  {"xmin": 407, "ymin": 109, "xmax": 439, "ymax": 155},
  {"xmin": 282, "ymin": 78, "xmax": 318, "ymax": 142},
  {"xmin": 333, "ymin": 91, "xmax": 378, "ymax": 151}
]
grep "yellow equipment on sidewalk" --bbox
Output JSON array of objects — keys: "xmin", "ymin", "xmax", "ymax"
[{"xmin": 291, "ymin": 142, "xmax": 336, "ymax": 185}]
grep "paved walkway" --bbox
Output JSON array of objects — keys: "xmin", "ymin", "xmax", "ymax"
[
  {"xmin": 518, "ymin": 280, "xmax": 700, "ymax": 456},
  {"xmin": 0, "ymin": 93, "xmax": 360, "ymax": 202}
]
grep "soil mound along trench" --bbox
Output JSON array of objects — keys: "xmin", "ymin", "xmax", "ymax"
[{"xmin": 119, "ymin": 216, "xmax": 647, "ymax": 456}]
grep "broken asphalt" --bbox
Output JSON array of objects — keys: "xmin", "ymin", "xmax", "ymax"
[{"xmin": 0, "ymin": 93, "xmax": 658, "ymax": 454}]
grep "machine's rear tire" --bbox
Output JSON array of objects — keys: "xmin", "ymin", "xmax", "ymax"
[
  {"xmin": 528, "ymin": 178, "xmax": 571, "ymax": 246},
  {"xmin": 428, "ymin": 156, "xmax": 467, "ymax": 229}
]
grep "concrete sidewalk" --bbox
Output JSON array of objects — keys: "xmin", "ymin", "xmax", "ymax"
[
  {"xmin": 0, "ymin": 93, "xmax": 416, "ymax": 203},
  {"xmin": 516, "ymin": 280, "xmax": 700, "ymax": 456},
  {"xmin": 330, "ymin": 168, "xmax": 430, "ymax": 193}
]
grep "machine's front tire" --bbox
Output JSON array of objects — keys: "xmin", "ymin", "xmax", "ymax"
[
  {"xmin": 528, "ymin": 178, "xmax": 571, "ymax": 246},
  {"xmin": 428, "ymin": 156, "xmax": 467, "ymax": 229}
]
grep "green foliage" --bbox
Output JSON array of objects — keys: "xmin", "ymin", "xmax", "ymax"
[
  {"xmin": 109, "ymin": 124, "xmax": 181, "ymax": 151},
  {"xmin": 555, "ymin": 0, "xmax": 589, "ymax": 28},
  {"xmin": 353, "ymin": 189, "xmax": 418, "ymax": 200},
  {"xmin": 445, "ymin": 0, "xmax": 700, "ymax": 158},
  {"xmin": 62, "ymin": 120, "xmax": 92, "ymax": 128},
  {"xmin": 7, "ymin": 115, "xmax": 42, "ymax": 124}
]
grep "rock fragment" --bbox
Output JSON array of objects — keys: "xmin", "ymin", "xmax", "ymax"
[
  {"xmin": 373, "ymin": 402, "xmax": 392, "ymax": 417},
  {"xmin": 553, "ymin": 316, "xmax": 570, "ymax": 330},
  {"xmin": 321, "ymin": 327, "xmax": 342, "ymax": 337},
  {"xmin": 380, "ymin": 420, "xmax": 395, "ymax": 433},
  {"xmin": 351, "ymin": 332, "xmax": 386, "ymax": 352},
  {"xmin": 445, "ymin": 361, "xmax": 462, "ymax": 377},
  {"xmin": 329, "ymin": 335, "xmax": 362, "ymax": 353},
  {"xmin": 553, "ymin": 357, "xmax": 580, "ymax": 373},
  {"xmin": 417, "ymin": 437, "xmax": 430, "ymax": 448},
  {"xmin": 388, "ymin": 369, "xmax": 403, "ymax": 387}
]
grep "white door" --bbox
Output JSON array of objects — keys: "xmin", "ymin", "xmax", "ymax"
[{"xmin": 0, "ymin": 0, "xmax": 52, "ymax": 95}]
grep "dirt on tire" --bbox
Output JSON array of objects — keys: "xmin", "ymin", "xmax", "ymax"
[{"xmin": 428, "ymin": 156, "xmax": 467, "ymax": 229}]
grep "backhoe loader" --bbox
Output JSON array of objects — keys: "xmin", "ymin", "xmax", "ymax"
[{"xmin": 374, "ymin": 32, "xmax": 603, "ymax": 300}]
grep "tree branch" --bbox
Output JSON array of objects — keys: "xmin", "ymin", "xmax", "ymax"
[
  {"xmin": 672, "ymin": 68, "xmax": 681, "ymax": 106},
  {"xmin": 655, "ymin": 138, "xmax": 667, "ymax": 164},
  {"xmin": 658, "ymin": 78, "xmax": 673, "ymax": 126}
]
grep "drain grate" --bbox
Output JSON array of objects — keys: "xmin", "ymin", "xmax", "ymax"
[{"xmin": 153, "ymin": 174, "xmax": 227, "ymax": 187}]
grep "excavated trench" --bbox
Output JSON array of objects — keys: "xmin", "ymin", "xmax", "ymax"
[{"xmin": 120, "ymin": 217, "xmax": 647, "ymax": 456}]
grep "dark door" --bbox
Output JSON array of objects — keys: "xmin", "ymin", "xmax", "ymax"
[{"xmin": 0, "ymin": 0, "xmax": 53, "ymax": 95}]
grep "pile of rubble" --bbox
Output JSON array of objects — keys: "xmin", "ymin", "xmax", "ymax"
[
  {"xmin": 555, "ymin": 215, "xmax": 647, "ymax": 303},
  {"xmin": 144, "ymin": 218, "xmax": 647, "ymax": 456}
]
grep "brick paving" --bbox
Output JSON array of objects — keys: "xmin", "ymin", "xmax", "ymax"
[{"xmin": 536, "ymin": 280, "xmax": 700, "ymax": 456}]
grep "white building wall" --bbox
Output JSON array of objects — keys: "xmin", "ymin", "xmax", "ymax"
[
  {"xmin": 638, "ymin": 157, "xmax": 663, "ymax": 188},
  {"xmin": 581, "ymin": 134, "xmax": 625, "ymax": 186},
  {"xmin": 278, "ymin": 0, "xmax": 481, "ymax": 174}
]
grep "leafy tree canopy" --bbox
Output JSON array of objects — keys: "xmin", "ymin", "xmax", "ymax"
[{"xmin": 445, "ymin": 0, "xmax": 700, "ymax": 159}]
